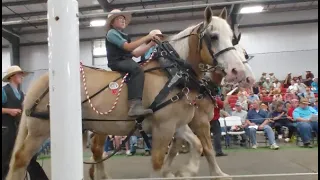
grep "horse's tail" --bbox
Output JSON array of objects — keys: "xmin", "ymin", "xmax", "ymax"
[{"xmin": 9, "ymin": 112, "xmax": 29, "ymax": 168}]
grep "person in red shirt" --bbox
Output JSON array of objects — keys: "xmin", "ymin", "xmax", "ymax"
[
  {"xmin": 287, "ymin": 99, "xmax": 299, "ymax": 118},
  {"xmin": 210, "ymin": 96, "xmax": 228, "ymax": 157}
]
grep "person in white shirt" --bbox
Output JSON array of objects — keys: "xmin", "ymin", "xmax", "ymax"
[
  {"xmin": 273, "ymin": 79, "xmax": 281, "ymax": 89},
  {"xmin": 287, "ymin": 80, "xmax": 298, "ymax": 94},
  {"xmin": 296, "ymin": 80, "xmax": 307, "ymax": 97},
  {"xmin": 231, "ymin": 102, "xmax": 249, "ymax": 146}
]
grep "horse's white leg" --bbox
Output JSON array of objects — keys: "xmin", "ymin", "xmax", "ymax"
[
  {"xmin": 174, "ymin": 125, "xmax": 203, "ymax": 178},
  {"xmin": 150, "ymin": 122, "xmax": 176, "ymax": 178},
  {"xmin": 190, "ymin": 120, "xmax": 231, "ymax": 180},
  {"xmin": 162, "ymin": 137, "xmax": 183, "ymax": 177},
  {"xmin": 90, "ymin": 134, "xmax": 110, "ymax": 180}
]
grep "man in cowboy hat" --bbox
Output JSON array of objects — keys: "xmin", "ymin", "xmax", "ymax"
[
  {"xmin": 105, "ymin": 9, "xmax": 162, "ymax": 117},
  {"xmin": 305, "ymin": 70, "xmax": 314, "ymax": 86},
  {"xmin": 2, "ymin": 66, "xmax": 48, "ymax": 180},
  {"xmin": 259, "ymin": 72, "xmax": 267, "ymax": 85},
  {"xmin": 293, "ymin": 98, "xmax": 318, "ymax": 148}
]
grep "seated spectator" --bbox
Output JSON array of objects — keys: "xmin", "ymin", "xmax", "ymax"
[
  {"xmin": 314, "ymin": 99, "xmax": 318, "ymax": 112},
  {"xmin": 129, "ymin": 135, "xmax": 151, "ymax": 156},
  {"xmin": 261, "ymin": 103, "xmax": 269, "ymax": 112},
  {"xmin": 283, "ymin": 92, "xmax": 298, "ymax": 103},
  {"xmin": 287, "ymin": 99, "xmax": 299, "ymax": 118},
  {"xmin": 293, "ymin": 98, "xmax": 318, "ymax": 148},
  {"xmin": 269, "ymin": 101, "xmax": 295, "ymax": 142},
  {"xmin": 311, "ymin": 78, "xmax": 318, "ymax": 94},
  {"xmin": 283, "ymin": 73, "xmax": 292, "ymax": 88},
  {"xmin": 259, "ymin": 89, "xmax": 268, "ymax": 99},
  {"xmin": 248, "ymin": 90, "xmax": 260, "ymax": 104},
  {"xmin": 237, "ymin": 91, "xmax": 248, "ymax": 110},
  {"xmin": 269, "ymin": 73, "xmax": 277, "ymax": 83},
  {"xmin": 269, "ymin": 99, "xmax": 283, "ymax": 112},
  {"xmin": 273, "ymin": 79, "xmax": 281, "ymax": 89},
  {"xmin": 252, "ymin": 83, "xmax": 260, "ymax": 95},
  {"xmin": 246, "ymin": 100, "xmax": 280, "ymax": 149},
  {"xmin": 259, "ymin": 72, "xmax": 267, "ymax": 85},
  {"xmin": 231, "ymin": 102, "xmax": 248, "ymax": 146},
  {"xmin": 114, "ymin": 136, "xmax": 130, "ymax": 155},
  {"xmin": 287, "ymin": 80, "xmax": 298, "ymax": 94},
  {"xmin": 296, "ymin": 80, "xmax": 307, "ymax": 97},
  {"xmin": 262, "ymin": 78, "xmax": 273, "ymax": 93},
  {"xmin": 304, "ymin": 70, "xmax": 314, "ymax": 87},
  {"xmin": 272, "ymin": 89, "xmax": 283, "ymax": 102},
  {"xmin": 303, "ymin": 87, "xmax": 316, "ymax": 104}
]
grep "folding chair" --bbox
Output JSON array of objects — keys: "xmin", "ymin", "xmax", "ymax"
[
  {"xmin": 225, "ymin": 116, "xmax": 247, "ymax": 147},
  {"xmin": 218, "ymin": 117, "xmax": 228, "ymax": 148}
]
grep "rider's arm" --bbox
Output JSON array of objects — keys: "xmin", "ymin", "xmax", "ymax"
[
  {"xmin": 107, "ymin": 29, "xmax": 152, "ymax": 52},
  {"xmin": 2, "ymin": 89, "xmax": 9, "ymax": 114},
  {"xmin": 131, "ymin": 42, "xmax": 154, "ymax": 58}
]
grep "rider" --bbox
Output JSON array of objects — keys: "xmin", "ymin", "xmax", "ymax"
[{"xmin": 105, "ymin": 9, "xmax": 160, "ymax": 117}]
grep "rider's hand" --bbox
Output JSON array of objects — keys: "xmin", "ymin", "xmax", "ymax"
[{"xmin": 8, "ymin": 109, "xmax": 21, "ymax": 117}]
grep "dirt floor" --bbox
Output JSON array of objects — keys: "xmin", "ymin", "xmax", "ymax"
[{"xmin": 38, "ymin": 142, "xmax": 318, "ymax": 180}]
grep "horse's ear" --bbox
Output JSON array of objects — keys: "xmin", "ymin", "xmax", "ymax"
[
  {"xmin": 219, "ymin": 7, "xmax": 228, "ymax": 20},
  {"xmin": 204, "ymin": 6, "xmax": 212, "ymax": 24},
  {"xmin": 237, "ymin": 33, "xmax": 242, "ymax": 42}
]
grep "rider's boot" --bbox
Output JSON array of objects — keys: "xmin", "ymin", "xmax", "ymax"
[{"xmin": 128, "ymin": 99, "xmax": 153, "ymax": 117}]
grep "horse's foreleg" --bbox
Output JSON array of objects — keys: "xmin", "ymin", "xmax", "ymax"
[
  {"xmin": 150, "ymin": 122, "xmax": 176, "ymax": 178},
  {"xmin": 174, "ymin": 125, "xmax": 203, "ymax": 178},
  {"xmin": 190, "ymin": 120, "xmax": 231, "ymax": 180},
  {"xmin": 162, "ymin": 137, "xmax": 183, "ymax": 177},
  {"xmin": 90, "ymin": 134, "xmax": 110, "ymax": 180}
]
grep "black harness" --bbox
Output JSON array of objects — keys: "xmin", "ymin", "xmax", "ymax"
[{"xmin": 25, "ymin": 22, "xmax": 238, "ymax": 164}]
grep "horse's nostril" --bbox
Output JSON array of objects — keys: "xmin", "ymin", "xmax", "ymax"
[
  {"xmin": 246, "ymin": 77, "xmax": 250, "ymax": 83},
  {"xmin": 231, "ymin": 68, "xmax": 238, "ymax": 75}
]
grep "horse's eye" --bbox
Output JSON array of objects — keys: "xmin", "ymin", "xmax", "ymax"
[{"xmin": 211, "ymin": 35, "xmax": 219, "ymax": 41}]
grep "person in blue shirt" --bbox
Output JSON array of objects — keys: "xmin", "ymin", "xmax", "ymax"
[
  {"xmin": 105, "ymin": 9, "xmax": 161, "ymax": 117},
  {"xmin": 314, "ymin": 99, "xmax": 318, "ymax": 112},
  {"xmin": 293, "ymin": 98, "xmax": 318, "ymax": 148},
  {"xmin": 246, "ymin": 100, "xmax": 279, "ymax": 150},
  {"xmin": 2, "ymin": 66, "xmax": 48, "ymax": 180},
  {"xmin": 311, "ymin": 78, "xmax": 318, "ymax": 94}
]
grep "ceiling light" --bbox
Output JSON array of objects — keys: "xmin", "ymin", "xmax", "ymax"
[
  {"xmin": 90, "ymin": 20, "xmax": 106, "ymax": 27},
  {"xmin": 239, "ymin": 6, "xmax": 264, "ymax": 14}
]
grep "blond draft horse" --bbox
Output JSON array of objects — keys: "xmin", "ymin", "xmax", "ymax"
[
  {"xmin": 88, "ymin": 37, "xmax": 255, "ymax": 180},
  {"xmin": 6, "ymin": 7, "xmax": 247, "ymax": 180}
]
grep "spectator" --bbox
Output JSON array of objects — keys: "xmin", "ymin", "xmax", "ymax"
[
  {"xmin": 261, "ymin": 103, "xmax": 269, "ymax": 112},
  {"xmin": 311, "ymin": 78, "xmax": 318, "ymax": 94},
  {"xmin": 305, "ymin": 71, "xmax": 314, "ymax": 86},
  {"xmin": 269, "ymin": 73, "xmax": 277, "ymax": 83},
  {"xmin": 287, "ymin": 80, "xmax": 298, "ymax": 94},
  {"xmin": 248, "ymin": 90, "xmax": 260, "ymax": 105},
  {"xmin": 211, "ymin": 96, "xmax": 228, "ymax": 157},
  {"xmin": 313, "ymin": 99, "xmax": 318, "ymax": 112},
  {"xmin": 293, "ymin": 98, "xmax": 318, "ymax": 148},
  {"xmin": 262, "ymin": 78, "xmax": 273, "ymax": 93},
  {"xmin": 113, "ymin": 136, "xmax": 130, "ymax": 155},
  {"xmin": 296, "ymin": 80, "xmax": 307, "ymax": 97},
  {"xmin": 103, "ymin": 136, "xmax": 112, "ymax": 157},
  {"xmin": 129, "ymin": 135, "xmax": 151, "ymax": 156},
  {"xmin": 246, "ymin": 100, "xmax": 280, "ymax": 149},
  {"xmin": 283, "ymin": 73, "xmax": 292, "ymax": 88},
  {"xmin": 269, "ymin": 101, "xmax": 295, "ymax": 142},
  {"xmin": 259, "ymin": 89, "xmax": 268, "ymax": 99},
  {"xmin": 303, "ymin": 87, "xmax": 316, "ymax": 104},
  {"xmin": 259, "ymin": 72, "xmax": 267, "ymax": 85},
  {"xmin": 237, "ymin": 91, "xmax": 248, "ymax": 111},
  {"xmin": 273, "ymin": 79, "xmax": 281, "ymax": 89},
  {"xmin": 231, "ymin": 102, "xmax": 248, "ymax": 146},
  {"xmin": 283, "ymin": 92, "xmax": 298, "ymax": 103},
  {"xmin": 252, "ymin": 83, "xmax": 260, "ymax": 95},
  {"xmin": 272, "ymin": 89, "xmax": 283, "ymax": 102},
  {"xmin": 288, "ymin": 99, "xmax": 299, "ymax": 118}
]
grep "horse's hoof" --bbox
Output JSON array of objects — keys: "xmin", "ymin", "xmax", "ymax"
[{"xmin": 163, "ymin": 171, "xmax": 175, "ymax": 178}]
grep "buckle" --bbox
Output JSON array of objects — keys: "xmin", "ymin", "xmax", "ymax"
[
  {"xmin": 160, "ymin": 51, "xmax": 168, "ymax": 56},
  {"xmin": 170, "ymin": 95, "xmax": 180, "ymax": 102},
  {"xmin": 25, "ymin": 109, "xmax": 32, "ymax": 116}
]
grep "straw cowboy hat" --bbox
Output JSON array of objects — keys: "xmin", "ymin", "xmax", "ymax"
[
  {"xmin": 106, "ymin": 9, "xmax": 132, "ymax": 31},
  {"xmin": 262, "ymin": 72, "xmax": 266, "ymax": 75},
  {"xmin": 149, "ymin": 29, "xmax": 168, "ymax": 38},
  {"xmin": 2, "ymin": 65, "xmax": 27, "ymax": 82},
  {"xmin": 299, "ymin": 98, "xmax": 309, "ymax": 105}
]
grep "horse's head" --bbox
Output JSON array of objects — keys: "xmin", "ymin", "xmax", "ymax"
[{"xmin": 195, "ymin": 7, "xmax": 246, "ymax": 84}]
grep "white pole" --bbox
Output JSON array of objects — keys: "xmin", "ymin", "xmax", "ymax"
[{"xmin": 47, "ymin": 0, "xmax": 83, "ymax": 179}]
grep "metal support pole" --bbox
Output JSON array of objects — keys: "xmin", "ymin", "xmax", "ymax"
[{"xmin": 47, "ymin": 0, "xmax": 83, "ymax": 179}]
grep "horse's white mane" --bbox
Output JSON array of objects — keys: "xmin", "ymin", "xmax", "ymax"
[{"xmin": 168, "ymin": 24, "xmax": 200, "ymax": 60}]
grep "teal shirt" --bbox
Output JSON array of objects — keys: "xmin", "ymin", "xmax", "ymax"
[
  {"xmin": 106, "ymin": 29, "xmax": 128, "ymax": 49},
  {"xmin": 293, "ymin": 106, "xmax": 318, "ymax": 121},
  {"xmin": 144, "ymin": 46, "xmax": 156, "ymax": 60},
  {"xmin": 2, "ymin": 84, "xmax": 22, "ymax": 104}
]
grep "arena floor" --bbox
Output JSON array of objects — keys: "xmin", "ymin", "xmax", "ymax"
[{"xmin": 38, "ymin": 143, "xmax": 318, "ymax": 180}]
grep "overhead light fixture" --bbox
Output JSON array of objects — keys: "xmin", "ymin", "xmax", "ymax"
[
  {"xmin": 90, "ymin": 20, "xmax": 106, "ymax": 27},
  {"xmin": 239, "ymin": 5, "xmax": 264, "ymax": 14}
]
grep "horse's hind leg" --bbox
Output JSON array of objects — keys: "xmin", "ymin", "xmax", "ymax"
[
  {"xmin": 90, "ymin": 134, "xmax": 110, "ymax": 180},
  {"xmin": 189, "ymin": 119, "xmax": 231, "ymax": 180},
  {"xmin": 174, "ymin": 125, "xmax": 203, "ymax": 178}
]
